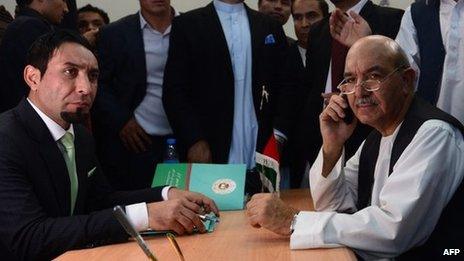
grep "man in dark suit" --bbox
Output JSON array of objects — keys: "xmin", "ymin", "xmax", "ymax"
[
  {"xmin": 0, "ymin": 0, "xmax": 69, "ymax": 113},
  {"xmin": 163, "ymin": 0, "xmax": 299, "ymax": 172},
  {"xmin": 0, "ymin": 30, "xmax": 218, "ymax": 260},
  {"xmin": 292, "ymin": 0, "xmax": 404, "ymax": 186},
  {"xmin": 93, "ymin": 0, "xmax": 178, "ymax": 190}
]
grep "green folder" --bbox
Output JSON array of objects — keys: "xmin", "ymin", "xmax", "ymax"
[{"xmin": 152, "ymin": 163, "xmax": 246, "ymax": 210}]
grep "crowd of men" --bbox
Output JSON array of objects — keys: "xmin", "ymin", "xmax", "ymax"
[{"xmin": 0, "ymin": 0, "xmax": 462, "ymax": 260}]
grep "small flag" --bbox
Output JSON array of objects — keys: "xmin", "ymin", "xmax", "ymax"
[{"xmin": 255, "ymin": 135, "xmax": 280, "ymax": 192}]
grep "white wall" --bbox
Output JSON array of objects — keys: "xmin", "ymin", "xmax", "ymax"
[{"xmin": 1, "ymin": 0, "xmax": 413, "ymax": 38}]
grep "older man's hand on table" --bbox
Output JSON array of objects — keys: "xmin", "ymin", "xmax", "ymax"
[{"xmin": 246, "ymin": 193, "xmax": 299, "ymax": 236}]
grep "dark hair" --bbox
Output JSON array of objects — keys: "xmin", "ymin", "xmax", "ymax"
[
  {"xmin": 26, "ymin": 29, "xmax": 95, "ymax": 76},
  {"xmin": 77, "ymin": 4, "xmax": 110, "ymax": 24},
  {"xmin": 291, "ymin": 0, "xmax": 329, "ymax": 18},
  {"xmin": 15, "ymin": 0, "xmax": 33, "ymax": 8}
]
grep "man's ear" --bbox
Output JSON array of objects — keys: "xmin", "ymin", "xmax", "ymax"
[
  {"xmin": 23, "ymin": 65, "xmax": 41, "ymax": 92},
  {"xmin": 401, "ymin": 67, "xmax": 416, "ymax": 94}
]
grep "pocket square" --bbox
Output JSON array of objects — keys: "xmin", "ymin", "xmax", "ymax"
[
  {"xmin": 87, "ymin": 167, "xmax": 96, "ymax": 177},
  {"xmin": 264, "ymin": 34, "xmax": 276, "ymax": 45}
]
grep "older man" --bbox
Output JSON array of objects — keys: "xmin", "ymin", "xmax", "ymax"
[
  {"xmin": 246, "ymin": 36, "xmax": 464, "ymax": 259},
  {"xmin": 291, "ymin": 0, "xmax": 404, "ymax": 190},
  {"xmin": 0, "ymin": 30, "xmax": 218, "ymax": 260}
]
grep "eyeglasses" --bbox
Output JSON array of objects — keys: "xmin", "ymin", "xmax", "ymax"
[{"xmin": 337, "ymin": 66, "xmax": 407, "ymax": 95}]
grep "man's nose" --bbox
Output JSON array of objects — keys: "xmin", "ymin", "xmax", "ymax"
[{"xmin": 75, "ymin": 75, "xmax": 92, "ymax": 95}]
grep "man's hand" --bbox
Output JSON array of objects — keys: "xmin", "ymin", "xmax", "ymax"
[
  {"xmin": 146, "ymin": 188, "xmax": 219, "ymax": 235},
  {"xmin": 82, "ymin": 28, "xmax": 99, "ymax": 47},
  {"xmin": 330, "ymin": 9, "xmax": 372, "ymax": 47},
  {"xmin": 187, "ymin": 140, "xmax": 212, "ymax": 163},
  {"xmin": 119, "ymin": 117, "xmax": 152, "ymax": 153},
  {"xmin": 147, "ymin": 199, "xmax": 206, "ymax": 235},
  {"xmin": 320, "ymin": 94, "xmax": 357, "ymax": 176},
  {"xmin": 321, "ymin": 92, "xmax": 338, "ymax": 107},
  {"xmin": 168, "ymin": 188, "xmax": 219, "ymax": 216},
  {"xmin": 246, "ymin": 193, "xmax": 299, "ymax": 236}
]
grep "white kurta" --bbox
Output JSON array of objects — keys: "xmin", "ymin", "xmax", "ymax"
[{"xmin": 290, "ymin": 120, "xmax": 464, "ymax": 260}]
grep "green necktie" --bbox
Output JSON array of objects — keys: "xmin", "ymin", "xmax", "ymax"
[{"xmin": 59, "ymin": 132, "xmax": 78, "ymax": 215}]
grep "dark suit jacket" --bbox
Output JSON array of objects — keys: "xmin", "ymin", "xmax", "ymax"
[
  {"xmin": 292, "ymin": 1, "xmax": 404, "ymax": 176},
  {"xmin": 163, "ymin": 3, "xmax": 299, "ymax": 163},
  {"xmin": 0, "ymin": 100, "xmax": 164, "ymax": 260},
  {"xmin": 0, "ymin": 8, "xmax": 53, "ymax": 113},
  {"xmin": 93, "ymin": 13, "xmax": 148, "ymax": 135}
]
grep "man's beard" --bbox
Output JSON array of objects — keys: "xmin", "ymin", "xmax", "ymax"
[{"xmin": 60, "ymin": 108, "xmax": 89, "ymax": 124}]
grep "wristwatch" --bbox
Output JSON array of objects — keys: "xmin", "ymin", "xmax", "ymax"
[{"xmin": 290, "ymin": 212, "xmax": 300, "ymax": 234}]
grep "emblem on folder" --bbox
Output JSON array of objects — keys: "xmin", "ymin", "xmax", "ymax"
[{"xmin": 212, "ymin": 179, "xmax": 236, "ymax": 195}]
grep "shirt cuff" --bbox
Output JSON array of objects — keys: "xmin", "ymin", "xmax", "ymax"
[
  {"xmin": 290, "ymin": 211, "xmax": 341, "ymax": 249},
  {"xmin": 161, "ymin": 186, "xmax": 172, "ymax": 201},
  {"xmin": 125, "ymin": 202, "xmax": 149, "ymax": 232}
]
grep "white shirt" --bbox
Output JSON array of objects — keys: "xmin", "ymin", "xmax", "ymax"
[
  {"xmin": 395, "ymin": 0, "xmax": 464, "ymax": 123},
  {"xmin": 27, "ymin": 99, "xmax": 169, "ymax": 231},
  {"xmin": 324, "ymin": 0, "xmax": 369, "ymax": 94},
  {"xmin": 291, "ymin": 120, "xmax": 464, "ymax": 260},
  {"xmin": 133, "ymin": 10, "xmax": 179, "ymax": 136},
  {"xmin": 298, "ymin": 45, "xmax": 307, "ymax": 67}
]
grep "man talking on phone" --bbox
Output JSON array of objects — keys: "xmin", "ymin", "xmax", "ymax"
[{"xmin": 246, "ymin": 35, "xmax": 464, "ymax": 259}]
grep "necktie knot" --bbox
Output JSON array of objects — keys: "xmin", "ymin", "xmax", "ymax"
[{"xmin": 60, "ymin": 132, "xmax": 74, "ymax": 150}]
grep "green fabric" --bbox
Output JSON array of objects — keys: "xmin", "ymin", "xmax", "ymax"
[{"xmin": 59, "ymin": 132, "xmax": 78, "ymax": 215}]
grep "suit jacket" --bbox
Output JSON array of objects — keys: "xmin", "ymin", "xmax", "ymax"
[
  {"xmin": 292, "ymin": 1, "xmax": 404, "ymax": 175},
  {"xmin": 0, "ymin": 100, "xmax": 164, "ymax": 260},
  {"xmin": 163, "ymin": 3, "xmax": 299, "ymax": 163},
  {"xmin": 0, "ymin": 8, "xmax": 53, "ymax": 113},
  {"xmin": 93, "ymin": 13, "xmax": 147, "ymax": 135}
]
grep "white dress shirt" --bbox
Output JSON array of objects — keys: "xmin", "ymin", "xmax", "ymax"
[
  {"xmin": 291, "ymin": 120, "xmax": 464, "ymax": 260},
  {"xmin": 324, "ymin": 0, "xmax": 369, "ymax": 94},
  {"xmin": 298, "ymin": 45, "xmax": 307, "ymax": 67},
  {"xmin": 396, "ymin": 0, "xmax": 464, "ymax": 123},
  {"xmin": 133, "ymin": 10, "xmax": 179, "ymax": 136},
  {"xmin": 27, "ymin": 99, "xmax": 169, "ymax": 231}
]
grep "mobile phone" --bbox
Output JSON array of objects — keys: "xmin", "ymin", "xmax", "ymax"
[{"xmin": 341, "ymin": 94, "xmax": 354, "ymax": 124}]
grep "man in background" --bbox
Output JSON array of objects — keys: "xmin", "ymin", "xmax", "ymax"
[
  {"xmin": 77, "ymin": 4, "xmax": 109, "ymax": 47},
  {"xmin": 286, "ymin": 0, "xmax": 328, "ymax": 187},
  {"xmin": 258, "ymin": 0, "xmax": 294, "ymax": 43},
  {"xmin": 163, "ymin": 0, "xmax": 299, "ymax": 178},
  {"xmin": 291, "ymin": 0, "xmax": 327, "ymax": 67},
  {"xmin": 0, "ymin": 0, "xmax": 69, "ymax": 113},
  {"xmin": 0, "ymin": 5, "xmax": 13, "ymax": 44},
  {"xmin": 93, "ymin": 0, "xmax": 178, "ymax": 190}
]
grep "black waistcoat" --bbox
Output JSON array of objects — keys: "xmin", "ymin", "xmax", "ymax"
[
  {"xmin": 358, "ymin": 97, "xmax": 464, "ymax": 259},
  {"xmin": 411, "ymin": 0, "xmax": 446, "ymax": 105}
]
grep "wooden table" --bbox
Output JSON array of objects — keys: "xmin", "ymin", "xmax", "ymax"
[{"xmin": 57, "ymin": 189, "xmax": 356, "ymax": 261}]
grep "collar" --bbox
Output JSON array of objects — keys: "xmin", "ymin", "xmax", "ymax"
[
  {"xmin": 27, "ymin": 98, "xmax": 74, "ymax": 142},
  {"xmin": 213, "ymin": 0, "xmax": 245, "ymax": 13},
  {"xmin": 349, "ymin": 0, "xmax": 369, "ymax": 14},
  {"xmin": 139, "ymin": 7, "xmax": 179, "ymax": 32}
]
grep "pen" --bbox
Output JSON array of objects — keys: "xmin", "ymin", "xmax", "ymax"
[{"xmin": 113, "ymin": 206, "xmax": 157, "ymax": 261}]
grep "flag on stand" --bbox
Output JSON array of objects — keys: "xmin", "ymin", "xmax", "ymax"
[{"xmin": 255, "ymin": 135, "xmax": 280, "ymax": 193}]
